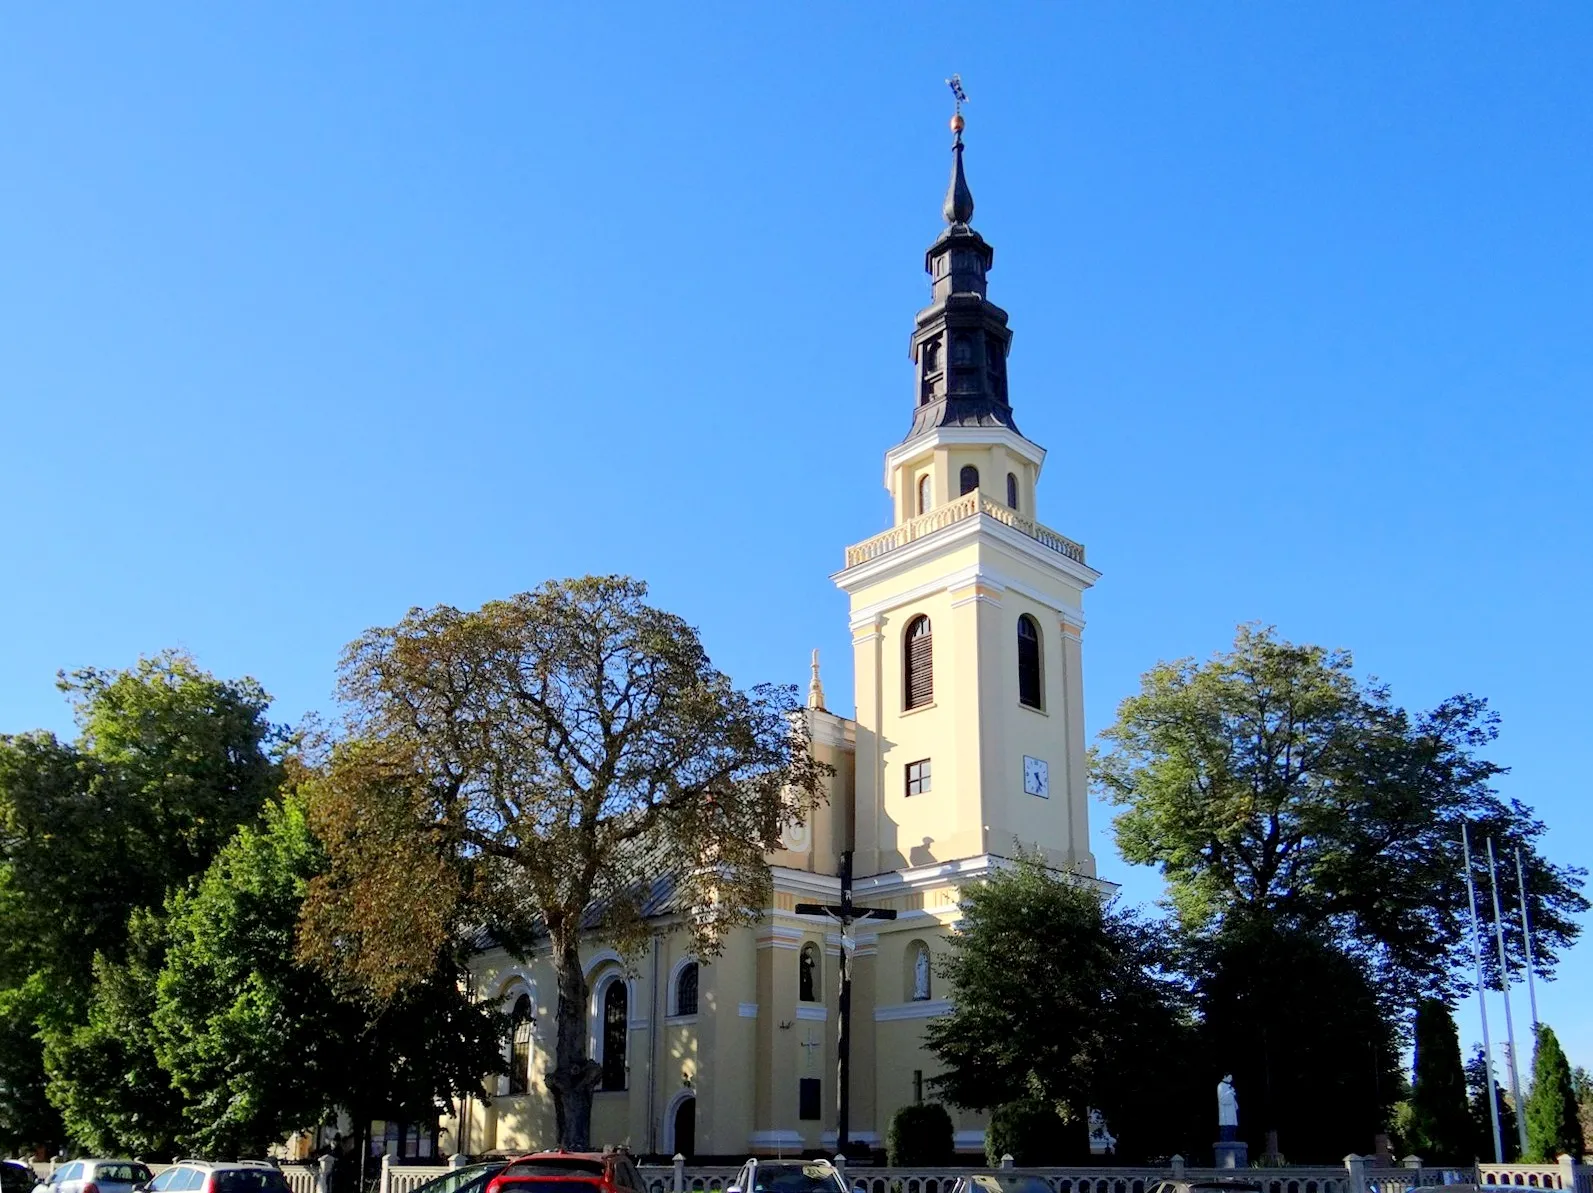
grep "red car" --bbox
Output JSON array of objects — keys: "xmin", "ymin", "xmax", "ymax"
[{"xmin": 483, "ymin": 1153, "xmax": 648, "ymax": 1193}]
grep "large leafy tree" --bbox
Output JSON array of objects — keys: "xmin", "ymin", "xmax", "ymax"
[
  {"xmin": 1407, "ymin": 999, "xmax": 1473, "ymax": 1164},
  {"xmin": 297, "ymin": 576, "xmax": 827, "ymax": 1149},
  {"xmin": 1523, "ymin": 1024, "xmax": 1584, "ymax": 1162},
  {"xmin": 0, "ymin": 653, "xmax": 281, "ymax": 1153},
  {"xmin": 152, "ymin": 792, "xmax": 503, "ymax": 1157},
  {"xmin": 923, "ymin": 856, "xmax": 1201, "ymax": 1162},
  {"xmin": 1193, "ymin": 922, "xmax": 1403, "ymax": 1162},
  {"xmin": 1095, "ymin": 625, "xmax": 1586, "ymax": 1003}
]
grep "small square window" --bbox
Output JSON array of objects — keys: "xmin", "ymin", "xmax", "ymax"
[
  {"xmin": 799, "ymin": 1077, "xmax": 822, "ymax": 1120},
  {"xmin": 905, "ymin": 759, "xmax": 932, "ymax": 797}
]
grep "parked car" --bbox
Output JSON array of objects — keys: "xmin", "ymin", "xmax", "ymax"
[
  {"xmin": 409, "ymin": 1166, "xmax": 507, "ymax": 1193},
  {"xmin": 484, "ymin": 1152, "xmax": 647, "ymax": 1193},
  {"xmin": 140, "ymin": 1162, "xmax": 291, "ymax": 1193},
  {"xmin": 1146, "ymin": 1182, "xmax": 1263, "ymax": 1193},
  {"xmin": 947, "ymin": 1176, "xmax": 1054, "ymax": 1193},
  {"xmin": 45, "ymin": 1160, "xmax": 151, "ymax": 1193},
  {"xmin": 727, "ymin": 1160, "xmax": 848, "ymax": 1193},
  {"xmin": 1, "ymin": 1161, "xmax": 37, "ymax": 1193}
]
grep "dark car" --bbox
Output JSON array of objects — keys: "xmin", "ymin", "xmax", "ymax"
[
  {"xmin": 2, "ymin": 1162, "xmax": 38, "ymax": 1193},
  {"xmin": 948, "ymin": 1176, "xmax": 1057, "ymax": 1193},
  {"xmin": 409, "ymin": 1167, "xmax": 507, "ymax": 1193},
  {"xmin": 1147, "ymin": 1182, "xmax": 1264, "ymax": 1193}
]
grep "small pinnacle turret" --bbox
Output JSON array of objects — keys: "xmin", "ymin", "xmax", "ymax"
[
  {"xmin": 905, "ymin": 84, "xmax": 1019, "ymax": 440},
  {"xmin": 807, "ymin": 648, "xmax": 826, "ymax": 711}
]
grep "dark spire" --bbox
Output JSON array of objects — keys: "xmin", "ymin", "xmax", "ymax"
[
  {"xmin": 943, "ymin": 115, "xmax": 975, "ymax": 226},
  {"xmin": 904, "ymin": 82, "xmax": 1019, "ymax": 441}
]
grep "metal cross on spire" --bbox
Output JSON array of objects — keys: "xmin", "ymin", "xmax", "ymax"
[{"xmin": 947, "ymin": 74, "xmax": 967, "ymax": 114}]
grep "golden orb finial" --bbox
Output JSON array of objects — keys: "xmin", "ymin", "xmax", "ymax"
[{"xmin": 950, "ymin": 112, "xmax": 965, "ymax": 134}]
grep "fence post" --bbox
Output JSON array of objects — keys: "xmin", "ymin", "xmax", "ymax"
[
  {"xmin": 379, "ymin": 1153, "xmax": 392, "ymax": 1193},
  {"xmin": 1000, "ymin": 1157, "xmax": 1014, "ymax": 1171},
  {"xmin": 1345, "ymin": 1154, "xmax": 1369, "ymax": 1193},
  {"xmin": 1171, "ymin": 1157, "xmax": 1186, "ymax": 1180},
  {"xmin": 1402, "ymin": 1157, "xmax": 1422, "ymax": 1172},
  {"xmin": 672, "ymin": 1155, "xmax": 685, "ymax": 1193},
  {"xmin": 832, "ymin": 1156, "xmax": 846, "ymax": 1183},
  {"xmin": 317, "ymin": 1154, "xmax": 335, "ymax": 1193},
  {"xmin": 1556, "ymin": 1155, "xmax": 1576, "ymax": 1191}
]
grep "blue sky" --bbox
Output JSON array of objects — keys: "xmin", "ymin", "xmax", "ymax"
[{"xmin": 3, "ymin": 6, "xmax": 1589, "ymax": 1076}]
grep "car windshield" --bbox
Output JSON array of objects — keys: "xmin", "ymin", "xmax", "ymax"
[
  {"xmin": 749, "ymin": 1165, "xmax": 845, "ymax": 1193},
  {"xmin": 501, "ymin": 1163, "xmax": 605, "ymax": 1179},
  {"xmin": 413, "ymin": 1167, "xmax": 506, "ymax": 1193},
  {"xmin": 967, "ymin": 1179, "xmax": 1052, "ymax": 1193},
  {"xmin": 212, "ymin": 1172, "xmax": 290, "ymax": 1193},
  {"xmin": 95, "ymin": 1168, "xmax": 151, "ymax": 1184}
]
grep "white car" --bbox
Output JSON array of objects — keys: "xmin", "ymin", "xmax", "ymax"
[{"xmin": 46, "ymin": 1162, "xmax": 151, "ymax": 1193}]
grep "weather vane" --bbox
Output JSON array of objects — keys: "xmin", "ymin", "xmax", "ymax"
[{"xmin": 946, "ymin": 74, "xmax": 967, "ymax": 137}]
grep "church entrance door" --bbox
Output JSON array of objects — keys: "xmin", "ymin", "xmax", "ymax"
[{"xmin": 672, "ymin": 1096, "xmax": 696, "ymax": 1160}]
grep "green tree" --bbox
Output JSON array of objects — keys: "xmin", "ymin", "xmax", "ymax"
[
  {"xmin": 1095, "ymin": 626, "xmax": 1586, "ymax": 1003},
  {"xmin": 1574, "ymin": 1067, "xmax": 1593, "ymax": 1162},
  {"xmin": 0, "ymin": 653, "xmax": 281, "ymax": 1153},
  {"xmin": 1467, "ymin": 1045, "xmax": 1518, "ymax": 1162},
  {"xmin": 886, "ymin": 1102, "xmax": 954, "ymax": 1166},
  {"xmin": 297, "ymin": 577, "xmax": 827, "ymax": 1150},
  {"xmin": 1194, "ymin": 922, "xmax": 1402, "ymax": 1162},
  {"xmin": 1408, "ymin": 999, "xmax": 1473, "ymax": 1164},
  {"xmin": 153, "ymin": 792, "xmax": 503, "ymax": 1157},
  {"xmin": 923, "ymin": 855, "xmax": 1199, "ymax": 1162},
  {"xmin": 1524, "ymin": 1024, "xmax": 1584, "ymax": 1162}
]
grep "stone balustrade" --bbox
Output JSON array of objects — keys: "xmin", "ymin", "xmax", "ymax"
[{"xmin": 843, "ymin": 493, "xmax": 1086, "ymax": 570}]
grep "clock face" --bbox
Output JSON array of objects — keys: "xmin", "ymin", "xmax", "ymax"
[
  {"xmin": 1023, "ymin": 755, "xmax": 1050, "ymax": 798},
  {"xmin": 781, "ymin": 819, "xmax": 812, "ymax": 853}
]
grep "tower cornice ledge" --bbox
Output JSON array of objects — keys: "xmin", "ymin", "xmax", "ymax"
[{"xmin": 883, "ymin": 425, "xmax": 1047, "ymax": 490}]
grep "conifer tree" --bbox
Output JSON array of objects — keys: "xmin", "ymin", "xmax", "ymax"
[
  {"xmin": 1409, "ymin": 999, "xmax": 1473, "ymax": 1163},
  {"xmin": 1524, "ymin": 1024, "xmax": 1584, "ymax": 1161},
  {"xmin": 1467, "ymin": 1045, "xmax": 1518, "ymax": 1161}
]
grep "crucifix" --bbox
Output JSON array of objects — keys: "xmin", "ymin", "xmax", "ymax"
[
  {"xmin": 795, "ymin": 849, "xmax": 898, "ymax": 1156},
  {"xmin": 799, "ymin": 1028, "xmax": 822, "ymax": 1073}
]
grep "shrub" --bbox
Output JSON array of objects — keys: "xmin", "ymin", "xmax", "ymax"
[
  {"xmin": 887, "ymin": 1102, "xmax": 955, "ymax": 1166},
  {"xmin": 986, "ymin": 1100, "xmax": 1087, "ymax": 1167}
]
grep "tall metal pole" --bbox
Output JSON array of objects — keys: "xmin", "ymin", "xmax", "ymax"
[
  {"xmin": 1462, "ymin": 824, "xmax": 1504, "ymax": 1163},
  {"xmin": 1486, "ymin": 837, "xmax": 1530, "ymax": 1159},
  {"xmin": 1513, "ymin": 847, "xmax": 1540, "ymax": 1032},
  {"xmin": 836, "ymin": 849, "xmax": 853, "ymax": 1157}
]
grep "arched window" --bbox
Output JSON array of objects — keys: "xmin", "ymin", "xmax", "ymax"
[
  {"xmin": 509, "ymin": 994, "xmax": 533, "ymax": 1095},
  {"xmin": 917, "ymin": 474, "xmax": 932, "ymax": 516},
  {"xmin": 675, "ymin": 962, "xmax": 699, "ymax": 1017},
  {"xmin": 799, "ymin": 943, "xmax": 820, "ymax": 1003},
  {"xmin": 1007, "ymin": 472, "xmax": 1019, "ymax": 511},
  {"xmin": 600, "ymin": 980, "xmax": 628, "ymax": 1091},
  {"xmin": 959, "ymin": 465, "xmax": 979, "ymax": 496},
  {"xmin": 1017, "ymin": 615, "xmax": 1042, "ymax": 709},
  {"xmin": 904, "ymin": 616, "xmax": 933, "ymax": 710}
]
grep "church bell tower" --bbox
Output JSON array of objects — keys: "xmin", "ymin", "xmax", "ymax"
[{"xmin": 833, "ymin": 100, "xmax": 1100, "ymax": 881}]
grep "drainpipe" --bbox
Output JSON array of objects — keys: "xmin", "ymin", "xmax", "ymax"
[{"xmin": 647, "ymin": 933, "xmax": 661, "ymax": 1156}]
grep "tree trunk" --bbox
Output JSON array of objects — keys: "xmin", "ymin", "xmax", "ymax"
[{"xmin": 545, "ymin": 937, "xmax": 601, "ymax": 1149}]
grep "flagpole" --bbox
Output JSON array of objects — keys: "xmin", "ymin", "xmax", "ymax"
[
  {"xmin": 1513, "ymin": 846, "xmax": 1540, "ymax": 1032},
  {"xmin": 1486, "ymin": 837, "xmax": 1530, "ymax": 1159},
  {"xmin": 1462, "ymin": 824, "xmax": 1504, "ymax": 1163}
]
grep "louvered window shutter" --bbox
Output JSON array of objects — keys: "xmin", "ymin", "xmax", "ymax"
[
  {"xmin": 1018, "ymin": 616, "xmax": 1042, "ymax": 708},
  {"xmin": 905, "ymin": 617, "xmax": 934, "ymax": 709}
]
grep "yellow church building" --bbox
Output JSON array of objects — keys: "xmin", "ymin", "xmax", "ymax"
[{"xmin": 441, "ymin": 111, "xmax": 1101, "ymax": 1164}]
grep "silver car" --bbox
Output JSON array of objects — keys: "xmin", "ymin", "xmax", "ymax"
[{"xmin": 47, "ymin": 1163, "xmax": 151, "ymax": 1193}]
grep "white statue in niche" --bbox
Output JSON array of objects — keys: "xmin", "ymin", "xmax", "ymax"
[{"xmin": 912, "ymin": 944, "xmax": 931, "ymax": 1001}]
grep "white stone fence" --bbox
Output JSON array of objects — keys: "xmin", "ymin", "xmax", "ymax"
[{"xmin": 35, "ymin": 1153, "xmax": 1582, "ymax": 1193}]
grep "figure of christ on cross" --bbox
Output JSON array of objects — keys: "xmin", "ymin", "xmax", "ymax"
[
  {"xmin": 795, "ymin": 849, "xmax": 898, "ymax": 1156},
  {"xmin": 800, "ymin": 1028, "xmax": 822, "ymax": 1073}
]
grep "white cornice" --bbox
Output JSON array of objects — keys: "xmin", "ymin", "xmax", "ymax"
[
  {"xmin": 883, "ymin": 427, "xmax": 1048, "ymax": 491},
  {"xmin": 834, "ymin": 510, "xmax": 1100, "ymax": 598},
  {"xmin": 738, "ymin": 1002, "xmax": 759, "ymax": 1018},
  {"xmin": 875, "ymin": 999, "xmax": 954, "ymax": 1022},
  {"xmin": 770, "ymin": 867, "xmax": 842, "ymax": 901}
]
